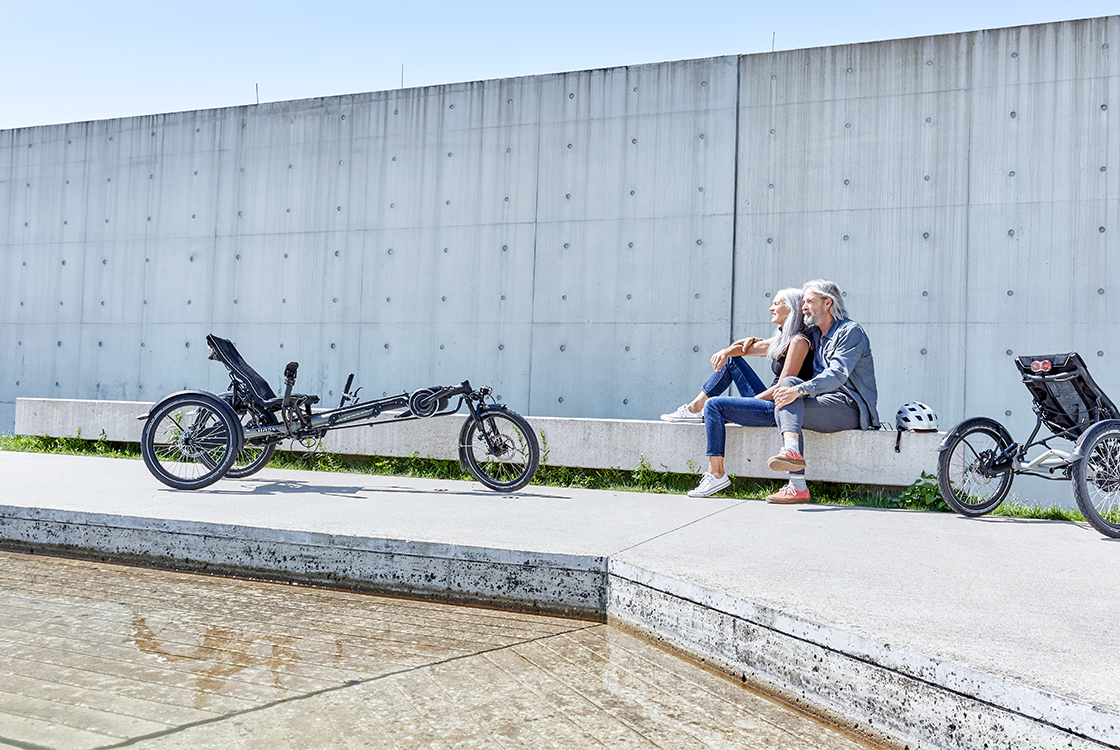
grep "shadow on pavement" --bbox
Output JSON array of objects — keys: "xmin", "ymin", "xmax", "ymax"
[{"xmin": 171, "ymin": 479, "xmax": 569, "ymax": 501}]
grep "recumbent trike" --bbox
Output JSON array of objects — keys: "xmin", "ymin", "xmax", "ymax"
[
  {"xmin": 936, "ymin": 352, "xmax": 1120, "ymax": 538},
  {"xmin": 138, "ymin": 334, "xmax": 540, "ymax": 492}
]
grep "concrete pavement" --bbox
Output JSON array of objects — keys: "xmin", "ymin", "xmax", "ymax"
[{"xmin": 0, "ymin": 452, "xmax": 1117, "ymax": 749}]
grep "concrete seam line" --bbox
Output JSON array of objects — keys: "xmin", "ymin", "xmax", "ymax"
[
  {"xmin": 85, "ymin": 623, "xmax": 602, "ymax": 750},
  {"xmin": 610, "ymin": 498, "xmax": 754, "ymax": 555},
  {"xmin": 606, "ymin": 572, "xmax": 1117, "ymax": 746}
]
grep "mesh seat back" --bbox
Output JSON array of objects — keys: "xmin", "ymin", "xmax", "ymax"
[
  {"xmin": 1015, "ymin": 352, "xmax": 1118, "ymax": 440},
  {"xmin": 206, "ymin": 334, "xmax": 277, "ymax": 404}
]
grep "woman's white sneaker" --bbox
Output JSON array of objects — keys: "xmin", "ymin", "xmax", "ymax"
[
  {"xmin": 661, "ymin": 404, "xmax": 703, "ymax": 423},
  {"xmin": 688, "ymin": 472, "xmax": 731, "ymax": 497}
]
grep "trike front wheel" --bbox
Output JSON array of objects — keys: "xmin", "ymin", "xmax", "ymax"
[
  {"xmin": 1070, "ymin": 421, "xmax": 1120, "ymax": 538},
  {"xmin": 141, "ymin": 394, "xmax": 240, "ymax": 490},
  {"xmin": 937, "ymin": 418, "xmax": 1014, "ymax": 516},
  {"xmin": 460, "ymin": 409, "xmax": 539, "ymax": 492}
]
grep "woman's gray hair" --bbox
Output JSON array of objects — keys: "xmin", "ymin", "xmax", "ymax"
[
  {"xmin": 767, "ymin": 287, "xmax": 809, "ymax": 360},
  {"xmin": 802, "ymin": 279, "xmax": 848, "ymax": 321}
]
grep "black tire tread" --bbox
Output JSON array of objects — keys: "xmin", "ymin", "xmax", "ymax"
[
  {"xmin": 937, "ymin": 418, "xmax": 1014, "ymax": 516},
  {"xmin": 141, "ymin": 394, "xmax": 239, "ymax": 490},
  {"xmin": 461, "ymin": 409, "xmax": 540, "ymax": 492},
  {"xmin": 1070, "ymin": 422, "xmax": 1120, "ymax": 538}
]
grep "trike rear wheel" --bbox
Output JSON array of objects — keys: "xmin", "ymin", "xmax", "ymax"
[
  {"xmin": 141, "ymin": 394, "xmax": 239, "ymax": 490},
  {"xmin": 226, "ymin": 404, "xmax": 278, "ymax": 479},
  {"xmin": 1070, "ymin": 421, "xmax": 1120, "ymax": 538},
  {"xmin": 460, "ymin": 409, "xmax": 539, "ymax": 492},
  {"xmin": 937, "ymin": 418, "xmax": 1014, "ymax": 516}
]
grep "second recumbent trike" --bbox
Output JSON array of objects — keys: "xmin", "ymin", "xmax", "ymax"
[{"xmin": 937, "ymin": 352, "xmax": 1120, "ymax": 538}]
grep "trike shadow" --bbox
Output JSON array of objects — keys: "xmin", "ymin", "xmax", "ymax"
[{"xmin": 197, "ymin": 479, "xmax": 568, "ymax": 500}]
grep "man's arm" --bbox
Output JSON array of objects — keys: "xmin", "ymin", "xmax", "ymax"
[{"xmin": 800, "ymin": 323, "xmax": 870, "ymax": 398}]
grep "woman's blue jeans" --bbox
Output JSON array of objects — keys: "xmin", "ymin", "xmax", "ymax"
[{"xmin": 702, "ymin": 357, "xmax": 776, "ymax": 457}]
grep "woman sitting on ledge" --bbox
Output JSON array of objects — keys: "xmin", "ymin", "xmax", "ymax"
[{"xmin": 660, "ymin": 288, "xmax": 814, "ymax": 498}]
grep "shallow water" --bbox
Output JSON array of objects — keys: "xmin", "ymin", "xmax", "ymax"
[{"xmin": 0, "ymin": 550, "xmax": 877, "ymax": 749}]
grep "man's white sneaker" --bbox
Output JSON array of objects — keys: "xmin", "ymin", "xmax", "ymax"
[
  {"xmin": 661, "ymin": 404, "xmax": 703, "ymax": 423},
  {"xmin": 688, "ymin": 472, "xmax": 731, "ymax": 497}
]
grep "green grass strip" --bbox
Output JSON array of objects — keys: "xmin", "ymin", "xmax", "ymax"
[{"xmin": 0, "ymin": 434, "xmax": 1085, "ymax": 521}]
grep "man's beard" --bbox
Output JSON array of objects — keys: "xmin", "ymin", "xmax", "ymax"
[{"xmin": 804, "ymin": 311, "xmax": 819, "ymax": 327}]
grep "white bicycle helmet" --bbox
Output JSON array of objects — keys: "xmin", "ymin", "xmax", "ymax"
[{"xmin": 896, "ymin": 402, "xmax": 938, "ymax": 432}]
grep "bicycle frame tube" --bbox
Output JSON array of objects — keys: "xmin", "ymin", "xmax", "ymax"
[{"xmin": 242, "ymin": 381, "xmax": 480, "ymax": 442}]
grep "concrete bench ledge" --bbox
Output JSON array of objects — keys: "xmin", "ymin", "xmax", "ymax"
[{"xmin": 14, "ymin": 397, "xmax": 939, "ymax": 488}]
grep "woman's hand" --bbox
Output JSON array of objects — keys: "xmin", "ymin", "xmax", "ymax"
[
  {"xmin": 710, "ymin": 347, "xmax": 731, "ymax": 372},
  {"xmin": 713, "ymin": 337, "xmax": 757, "ymax": 370}
]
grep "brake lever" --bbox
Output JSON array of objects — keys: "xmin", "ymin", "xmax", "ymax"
[{"xmin": 340, "ymin": 373, "xmax": 355, "ymax": 408}]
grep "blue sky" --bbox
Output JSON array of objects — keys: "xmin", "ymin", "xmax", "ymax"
[{"xmin": 2, "ymin": 0, "xmax": 1116, "ymax": 130}]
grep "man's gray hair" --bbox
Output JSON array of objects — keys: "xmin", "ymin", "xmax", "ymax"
[{"xmin": 803, "ymin": 279, "xmax": 848, "ymax": 321}]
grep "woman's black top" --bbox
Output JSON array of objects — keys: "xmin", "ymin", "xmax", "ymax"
[{"xmin": 769, "ymin": 333, "xmax": 815, "ymax": 385}]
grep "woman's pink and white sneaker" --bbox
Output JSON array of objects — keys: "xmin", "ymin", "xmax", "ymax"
[{"xmin": 765, "ymin": 483, "xmax": 811, "ymax": 504}]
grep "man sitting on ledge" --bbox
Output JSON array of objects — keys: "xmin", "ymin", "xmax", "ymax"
[{"xmin": 765, "ymin": 279, "xmax": 879, "ymax": 504}]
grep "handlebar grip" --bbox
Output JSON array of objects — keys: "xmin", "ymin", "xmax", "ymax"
[{"xmin": 283, "ymin": 362, "xmax": 298, "ymax": 406}]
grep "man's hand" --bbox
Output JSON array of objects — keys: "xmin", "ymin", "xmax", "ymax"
[{"xmin": 773, "ymin": 386, "xmax": 801, "ymax": 408}]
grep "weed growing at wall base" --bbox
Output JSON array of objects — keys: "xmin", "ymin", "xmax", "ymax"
[
  {"xmin": 0, "ymin": 434, "xmax": 1086, "ymax": 522},
  {"xmin": 0, "ymin": 432, "xmax": 140, "ymax": 460}
]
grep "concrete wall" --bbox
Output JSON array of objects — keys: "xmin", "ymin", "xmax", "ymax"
[
  {"xmin": 1, "ymin": 56, "xmax": 737, "ymax": 431},
  {"xmin": 2, "ymin": 17, "xmax": 1117, "ymax": 498}
]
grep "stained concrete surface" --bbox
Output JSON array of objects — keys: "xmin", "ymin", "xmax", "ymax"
[{"xmin": 0, "ymin": 551, "xmax": 873, "ymax": 750}]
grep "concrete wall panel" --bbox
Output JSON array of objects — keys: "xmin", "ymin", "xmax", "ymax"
[
  {"xmin": 532, "ymin": 216, "xmax": 733, "ymax": 323},
  {"xmin": 966, "ymin": 200, "xmax": 1118, "ymax": 325},
  {"xmin": 75, "ymin": 323, "xmax": 144, "ymax": 402},
  {"xmin": 528, "ymin": 322, "xmax": 722, "ymax": 419},
  {"xmin": 737, "ymin": 91, "xmax": 971, "ymax": 216}
]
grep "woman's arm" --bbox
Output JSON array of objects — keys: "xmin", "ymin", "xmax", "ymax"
[
  {"xmin": 742, "ymin": 337, "xmax": 772, "ymax": 356},
  {"xmin": 711, "ymin": 336, "xmax": 775, "ymax": 371},
  {"xmin": 754, "ymin": 336, "xmax": 810, "ymax": 401}
]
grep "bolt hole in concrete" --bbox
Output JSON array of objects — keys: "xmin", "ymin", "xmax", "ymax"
[{"xmin": 0, "ymin": 552, "xmax": 875, "ymax": 749}]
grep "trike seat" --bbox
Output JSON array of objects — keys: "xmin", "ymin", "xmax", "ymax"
[
  {"xmin": 1014, "ymin": 352, "xmax": 1118, "ymax": 441},
  {"xmin": 206, "ymin": 334, "xmax": 319, "ymax": 410}
]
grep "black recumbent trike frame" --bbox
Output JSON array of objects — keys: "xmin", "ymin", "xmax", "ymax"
[
  {"xmin": 139, "ymin": 334, "xmax": 540, "ymax": 492},
  {"xmin": 936, "ymin": 351, "xmax": 1120, "ymax": 538}
]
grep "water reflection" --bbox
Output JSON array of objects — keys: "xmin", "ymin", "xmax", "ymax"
[{"xmin": 125, "ymin": 613, "xmax": 300, "ymax": 708}]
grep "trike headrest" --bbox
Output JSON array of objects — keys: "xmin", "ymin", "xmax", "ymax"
[{"xmin": 1014, "ymin": 352, "xmax": 1081, "ymax": 376}]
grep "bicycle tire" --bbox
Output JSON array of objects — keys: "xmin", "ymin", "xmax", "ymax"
[
  {"xmin": 226, "ymin": 403, "xmax": 278, "ymax": 479},
  {"xmin": 937, "ymin": 417, "xmax": 1014, "ymax": 516},
  {"xmin": 459, "ymin": 409, "xmax": 540, "ymax": 492},
  {"xmin": 1070, "ymin": 421, "xmax": 1120, "ymax": 538},
  {"xmin": 141, "ymin": 394, "xmax": 240, "ymax": 490}
]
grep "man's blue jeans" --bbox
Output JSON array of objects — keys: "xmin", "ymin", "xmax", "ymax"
[{"xmin": 701, "ymin": 358, "xmax": 777, "ymax": 457}]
